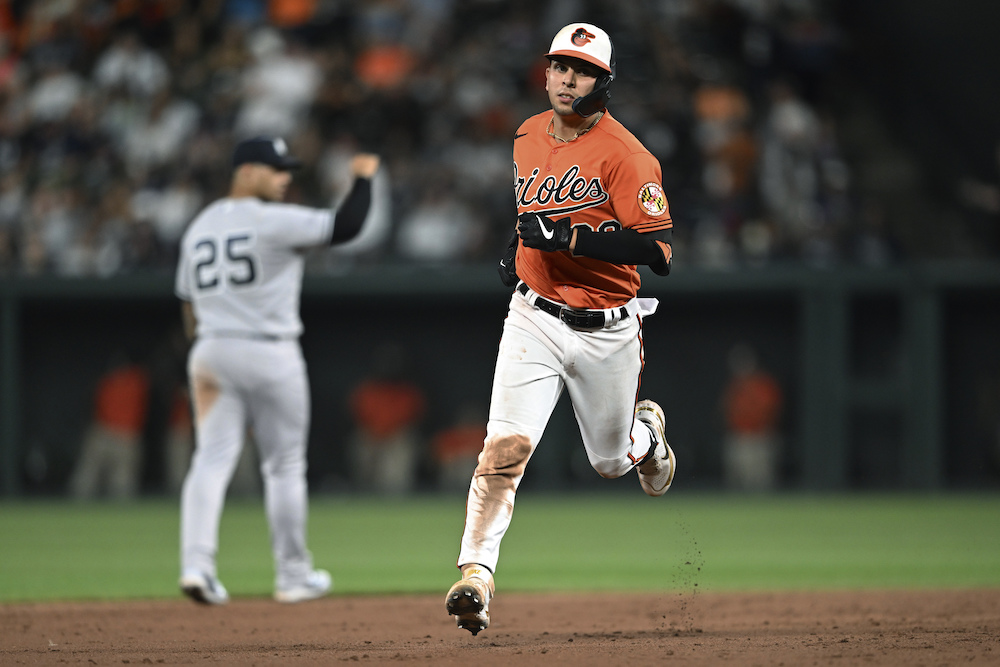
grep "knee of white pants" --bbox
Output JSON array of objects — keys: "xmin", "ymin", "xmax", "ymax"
[
  {"xmin": 590, "ymin": 455, "xmax": 633, "ymax": 480},
  {"xmin": 260, "ymin": 449, "xmax": 305, "ymax": 478}
]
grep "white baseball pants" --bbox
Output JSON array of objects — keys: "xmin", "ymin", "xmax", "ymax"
[{"xmin": 458, "ymin": 290, "xmax": 657, "ymax": 573}]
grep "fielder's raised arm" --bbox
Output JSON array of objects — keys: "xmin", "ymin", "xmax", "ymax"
[{"xmin": 330, "ymin": 153, "xmax": 381, "ymax": 245}]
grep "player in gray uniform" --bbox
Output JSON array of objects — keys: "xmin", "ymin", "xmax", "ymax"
[{"xmin": 175, "ymin": 136, "xmax": 380, "ymax": 604}]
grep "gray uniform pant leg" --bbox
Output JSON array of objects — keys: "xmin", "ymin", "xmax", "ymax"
[
  {"xmin": 248, "ymin": 349, "xmax": 314, "ymax": 590},
  {"xmin": 181, "ymin": 339, "xmax": 314, "ymax": 590},
  {"xmin": 180, "ymin": 384, "xmax": 247, "ymax": 578}
]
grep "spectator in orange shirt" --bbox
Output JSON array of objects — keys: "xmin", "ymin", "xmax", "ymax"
[
  {"xmin": 353, "ymin": 39, "xmax": 415, "ymax": 91},
  {"xmin": 721, "ymin": 343, "xmax": 784, "ymax": 491},
  {"xmin": 70, "ymin": 352, "xmax": 150, "ymax": 500},
  {"xmin": 269, "ymin": 0, "xmax": 317, "ymax": 29},
  {"xmin": 348, "ymin": 342, "xmax": 426, "ymax": 494},
  {"xmin": 432, "ymin": 402, "xmax": 487, "ymax": 493}
]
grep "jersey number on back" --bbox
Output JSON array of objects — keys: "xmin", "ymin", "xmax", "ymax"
[{"xmin": 193, "ymin": 233, "xmax": 258, "ymax": 292}]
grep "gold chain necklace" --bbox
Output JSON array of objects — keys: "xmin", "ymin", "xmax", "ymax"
[{"xmin": 546, "ymin": 111, "xmax": 604, "ymax": 143}]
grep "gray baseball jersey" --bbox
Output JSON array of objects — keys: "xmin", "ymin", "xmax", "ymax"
[{"xmin": 175, "ymin": 198, "xmax": 333, "ymax": 338}]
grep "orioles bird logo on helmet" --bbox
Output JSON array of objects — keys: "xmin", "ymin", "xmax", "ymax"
[{"xmin": 571, "ymin": 28, "xmax": 596, "ymax": 46}]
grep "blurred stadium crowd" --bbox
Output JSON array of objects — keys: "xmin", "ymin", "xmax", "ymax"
[{"xmin": 0, "ymin": 0, "xmax": 905, "ymax": 277}]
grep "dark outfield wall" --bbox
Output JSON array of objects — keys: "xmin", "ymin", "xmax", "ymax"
[{"xmin": 2, "ymin": 263, "xmax": 999, "ymax": 496}]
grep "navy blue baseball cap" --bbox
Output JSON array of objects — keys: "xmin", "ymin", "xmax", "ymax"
[{"xmin": 232, "ymin": 136, "xmax": 302, "ymax": 171}]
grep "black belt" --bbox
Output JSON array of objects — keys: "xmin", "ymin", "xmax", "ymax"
[{"xmin": 517, "ymin": 283, "xmax": 629, "ymax": 330}]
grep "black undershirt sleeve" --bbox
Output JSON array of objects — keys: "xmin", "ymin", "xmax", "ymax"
[
  {"xmin": 330, "ymin": 178, "xmax": 372, "ymax": 244},
  {"xmin": 572, "ymin": 227, "xmax": 672, "ymax": 275}
]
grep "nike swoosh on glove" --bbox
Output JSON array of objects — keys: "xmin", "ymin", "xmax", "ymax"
[{"xmin": 517, "ymin": 212, "xmax": 572, "ymax": 252}]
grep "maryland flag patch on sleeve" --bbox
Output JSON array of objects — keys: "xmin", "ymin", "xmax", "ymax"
[{"xmin": 637, "ymin": 182, "xmax": 667, "ymax": 217}]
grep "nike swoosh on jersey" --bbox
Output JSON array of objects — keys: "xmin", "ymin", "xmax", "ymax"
[{"xmin": 514, "ymin": 133, "xmax": 528, "ymax": 140}]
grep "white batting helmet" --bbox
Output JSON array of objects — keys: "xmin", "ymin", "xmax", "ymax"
[
  {"xmin": 545, "ymin": 23, "xmax": 614, "ymax": 74},
  {"xmin": 545, "ymin": 23, "xmax": 617, "ymax": 117}
]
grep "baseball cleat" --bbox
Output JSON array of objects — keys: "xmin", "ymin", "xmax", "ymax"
[
  {"xmin": 445, "ymin": 567, "xmax": 494, "ymax": 636},
  {"xmin": 274, "ymin": 569, "xmax": 332, "ymax": 603},
  {"xmin": 635, "ymin": 399, "xmax": 676, "ymax": 497},
  {"xmin": 180, "ymin": 569, "xmax": 230, "ymax": 605}
]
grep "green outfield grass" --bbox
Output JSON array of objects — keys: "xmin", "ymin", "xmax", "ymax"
[{"xmin": 1, "ymin": 492, "xmax": 998, "ymax": 603}]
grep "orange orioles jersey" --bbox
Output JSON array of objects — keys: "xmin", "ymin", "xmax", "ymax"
[{"xmin": 513, "ymin": 109, "xmax": 672, "ymax": 309}]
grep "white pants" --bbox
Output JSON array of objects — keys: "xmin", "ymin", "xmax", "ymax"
[
  {"xmin": 350, "ymin": 429, "xmax": 420, "ymax": 495},
  {"xmin": 458, "ymin": 291, "xmax": 656, "ymax": 573},
  {"xmin": 69, "ymin": 425, "xmax": 141, "ymax": 500},
  {"xmin": 723, "ymin": 433, "xmax": 780, "ymax": 491},
  {"xmin": 180, "ymin": 337, "xmax": 315, "ymax": 591}
]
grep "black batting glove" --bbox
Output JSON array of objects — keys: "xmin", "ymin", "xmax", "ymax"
[
  {"xmin": 517, "ymin": 212, "xmax": 572, "ymax": 252},
  {"xmin": 497, "ymin": 227, "xmax": 519, "ymax": 287}
]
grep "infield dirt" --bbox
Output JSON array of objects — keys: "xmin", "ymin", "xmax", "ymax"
[{"xmin": 3, "ymin": 589, "xmax": 998, "ymax": 665}]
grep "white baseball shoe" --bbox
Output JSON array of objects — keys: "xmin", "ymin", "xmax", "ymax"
[
  {"xmin": 180, "ymin": 569, "xmax": 230, "ymax": 605},
  {"xmin": 635, "ymin": 399, "xmax": 676, "ymax": 497},
  {"xmin": 274, "ymin": 569, "xmax": 332, "ymax": 603},
  {"xmin": 445, "ymin": 565, "xmax": 494, "ymax": 635}
]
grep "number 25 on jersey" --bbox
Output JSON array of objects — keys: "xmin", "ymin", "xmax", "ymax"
[{"xmin": 193, "ymin": 231, "xmax": 259, "ymax": 292}]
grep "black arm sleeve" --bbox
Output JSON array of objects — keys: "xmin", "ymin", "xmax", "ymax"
[
  {"xmin": 573, "ymin": 227, "xmax": 672, "ymax": 275},
  {"xmin": 330, "ymin": 178, "xmax": 373, "ymax": 244}
]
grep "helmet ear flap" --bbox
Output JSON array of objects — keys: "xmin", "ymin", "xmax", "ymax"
[
  {"xmin": 571, "ymin": 42, "xmax": 616, "ymax": 118},
  {"xmin": 571, "ymin": 74, "xmax": 612, "ymax": 117}
]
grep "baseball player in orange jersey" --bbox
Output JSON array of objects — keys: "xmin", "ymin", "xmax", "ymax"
[{"xmin": 445, "ymin": 23, "xmax": 677, "ymax": 635}]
